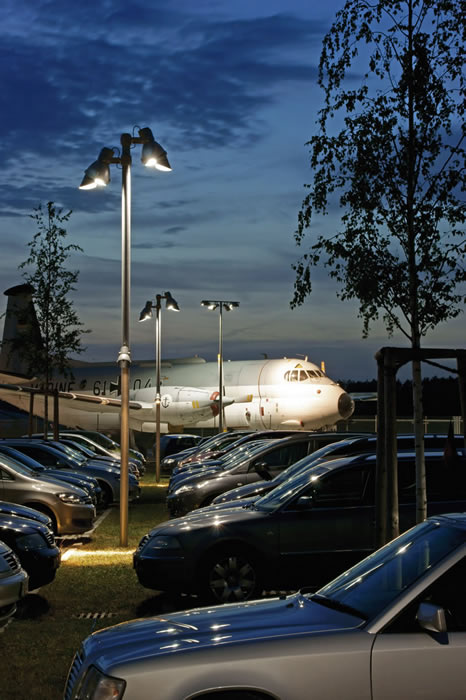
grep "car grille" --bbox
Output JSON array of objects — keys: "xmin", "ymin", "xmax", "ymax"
[
  {"xmin": 45, "ymin": 532, "xmax": 55, "ymax": 548},
  {"xmin": 3, "ymin": 549, "xmax": 20, "ymax": 572},
  {"xmin": 137, "ymin": 534, "xmax": 150, "ymax": 552},
  {"xmin": 64, "ymin": 648, "xmax": 84, "ymax": 700}
]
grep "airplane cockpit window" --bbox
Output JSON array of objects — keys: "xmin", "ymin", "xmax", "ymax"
[{"xmin": 284, "ymin": 368, "xmax": 326, "ymax": 382}]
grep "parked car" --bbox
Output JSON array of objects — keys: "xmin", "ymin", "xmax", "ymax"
[
  {"xmin": 135, "ymin": 450, "xmax": 466, "ymax": 602},
  {"xmin": 0, "ymin": 540, "xmax": 28, "ymax": 625},
  {"xmin": 0, "ymin": 511, "xmax": 60, "ymax": 589},
  {"xmin": 68, "ymin": 513, "xmax": 466, "ymax": 700},
  {"xmin": 212, "ymin": 432, "xmax": 464, "ymax": 505},
  {"xmin": 0, "ymin": 439, "xmax": 140, "ymax": 508},
  {"xmin": 166, "ymin": 433, "xmax": 339, "ymax": 517},
  {"xmin": 159, "ymin": 434, "xmax": 202, "ymax": 460},
  {"xmin": 0, "ymin": 452, "xmax": 95, "ymax": 535},
  {"xmin": 0, "ymin": 445, "xmax": 102, "ymax": 507},
  {"xmin": 24, "ymin": 434, "xmax": 142, "ymax": 477},
  {"xmin": 160, "ymin": 430, "xmax": 256, "ymax": 472},
  {"xmin": 56, "ymin": 431, "xmax": 145, "ymax": 473},
  {"xmin": 0, "ymin": 500, "xmax": 54, "ymax": 529}
]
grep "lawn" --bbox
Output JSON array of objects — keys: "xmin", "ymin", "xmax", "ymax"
[{"xmin": 2, "ymin": 474, "xmax": 180, "ymax": 700}]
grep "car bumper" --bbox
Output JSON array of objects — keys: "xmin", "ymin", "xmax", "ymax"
[
  {"xmin": 166, "ymin": 492, "xmax": 200, "ymax": 517},
  {"xmin": 57, "ymin": 504, "xmax": 96, "ymax": 535},
  {"xmin": 133, "ymin": 552, "xmax": 191, "ymax": 592},
  {"xmin": 19, "ymin": 547, "xmax": 61, "ymax": 590},
  {"xmin": 0, "ymin": 568, "xmax": 28, "ymax": 612}
]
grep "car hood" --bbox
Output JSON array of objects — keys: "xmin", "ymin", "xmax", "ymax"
[
  {"xmin": 0, "ymin": 500, "xmax": 52, "ymax": 527},
  {"xmin": 83, "ymin": 592, "xmax": 363, "ymax": 669},
  {"xmin": 169, "ymin": 465, "xmax": 227, "ymax": 490},
  {"xmin": 148, "ymin": 502, "xmax": 267, "ymax": 535}
]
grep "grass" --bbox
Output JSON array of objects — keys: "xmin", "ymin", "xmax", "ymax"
[{"xmin": 2, "ymin": 473, "xmax": 174, "ymax": 700}]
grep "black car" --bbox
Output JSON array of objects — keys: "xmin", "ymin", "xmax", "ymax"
[
  {"xmin": 0, "ymin": 500, "xmax": 54, "ymax": 530},
  {"xmin": 0, "ymin": 511, "xmax": 60, "ymax": 590},
  {"xmin": 166, "ymin": 434, "xmax": 325, "ymax": 516},
  {"xmin": 135, "ymin": 449, "xmax": 466, "ymax": 603},
  {"xmin": 212, "ymin": 432, "xmax": 464, "ymax": 505}
]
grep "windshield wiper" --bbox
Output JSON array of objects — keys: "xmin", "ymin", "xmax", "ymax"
[{"xmin": 310, "ymin": 593, "xmax": 367, "ymax": 620}]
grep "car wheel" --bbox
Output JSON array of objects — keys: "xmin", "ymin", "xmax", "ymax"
[
  {"xmin": 98, "ymin": 482, "xmax": 112, "ymax": 508},
  {"xmin": 202, "ymin": 547, "xmax": 263, "ymax": 604}
]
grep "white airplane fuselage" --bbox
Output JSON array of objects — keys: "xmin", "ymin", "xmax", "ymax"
[{"xmin": 0, "ymin": 284, "xmax": 354, "ymax": 433}]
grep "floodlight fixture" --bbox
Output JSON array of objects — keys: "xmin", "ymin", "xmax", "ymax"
[
  {"xmin": 139, "ymin": 127, "xmax": 172, "ymax": 171},
  {"xmin": 79, "ymin": 147, "xmax": 115, "ymax": 189}
]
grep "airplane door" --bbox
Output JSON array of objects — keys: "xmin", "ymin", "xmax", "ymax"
[{"xmin": 277, "ymin": 465, "xmax": 375, "ymax": 589}]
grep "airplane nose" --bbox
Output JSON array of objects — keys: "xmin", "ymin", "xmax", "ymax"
[{"xmin": 338, "ymin": 392, "xmax": 355, "ymax": 419}]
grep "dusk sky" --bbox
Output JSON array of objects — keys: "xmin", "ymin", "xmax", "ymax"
[{"xmin": 1, "ymin": 0, "xmax": 464, "ymax": 382}]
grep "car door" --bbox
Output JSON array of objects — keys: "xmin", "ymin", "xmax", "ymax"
[
  {"xmin": 371, "ymin": 556, "xmax": 466, "ymax": 700},
  {"xmin": 277, "ymin": 464, "xmax": 375, "ymax": 589}
]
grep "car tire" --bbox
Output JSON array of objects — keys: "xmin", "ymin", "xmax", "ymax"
[
  {"xmin": 201, "ymin": 547, "xmax": 263, "ymax": 604},
  {"xmin": 98, "ymin": 482, "xmax": 112, "ymax": 508}
]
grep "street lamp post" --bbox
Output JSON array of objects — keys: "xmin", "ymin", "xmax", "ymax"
[
  {"xmin": 139, "ymin": 292, "xmax": 180, "ymax": 483},
  {"xmin": 201, "ymin": 300, "xmax": 239, "ymax": 433},
  {"xmin": 79, "ymin": 127, "xmax": 171, "ymax": 546}
]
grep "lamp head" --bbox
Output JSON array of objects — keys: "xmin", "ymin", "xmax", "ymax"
[
  {"xmin": 201, "ymin": 300, "xmax": 219, "ymax": 311},
  {"xmin": 79, "ymin": 147, "xmax": 114, "ymax": 189},
  {"xmin": 139, "ymin": 301, "xmax": 153, "ymax": 321},
  {"xmin": 139, "ymin": 127, "xmax": 172, "ymax": 172},
  {"xmin": 164, "ymin": 291, "xmax": 180, "ymax": 311},
  {"xmin": 224, "ymin": 302, "xmax": 240, "ymax": 311}
]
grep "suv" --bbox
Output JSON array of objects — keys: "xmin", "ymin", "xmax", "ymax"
[
  {"xmin": 0, "ymin": 540, "xmax": 28, "ymax": 625},
  {"xmin": 68, "ymin": 514, "xmax": 466, "ymax": 700},
  {"xmin": 0, "ymin": 451, "xmax": 96, "ymax": 535},
  {"xmin": 135, "ymin": 450, "xmax": 466, "ymax": 602}
]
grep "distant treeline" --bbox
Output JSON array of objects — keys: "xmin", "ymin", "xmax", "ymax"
[{"xmin": 343, "ymin": 376, "xmax": 462, "ymax": 417}]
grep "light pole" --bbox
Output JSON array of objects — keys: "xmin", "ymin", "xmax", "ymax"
[
  {"xmin": 201, "ymin": 300, "xmax": 239, "ymax": 433},
  {"xmin": 79, "ymin": 127, "xmax": 171, "ymax": 546},
  {"xmin": 139, "ymin": 292, "xmax": 180, "ymax": 483}
]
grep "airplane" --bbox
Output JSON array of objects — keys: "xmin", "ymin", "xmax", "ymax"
[{"xmin": 0, "ymin": 284, "xmax": 355, "ymax": 433}]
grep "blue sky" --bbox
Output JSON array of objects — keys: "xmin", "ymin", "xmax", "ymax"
[{"xmin": 0, "ymin": 0, "xmax": 463, "ymax": 382}]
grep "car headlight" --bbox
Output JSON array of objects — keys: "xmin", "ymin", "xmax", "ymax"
[
  {"xmin": 57, "ymin": 492, "xmax": 84, "ymax": 504},
  {"xmin": 75, "ymin": 664, "xmax": 126, "ymax": 700},
  {"xmin": 173, "ymin": 484, "xmax": 195, "ymax": 495},
  {"xmin": 16, "ymin": 533, "xmax": 48, "ymax": 551},
  {"xmin": 141, "ymin": 535, "xmax": 181, "ymax": 554}
]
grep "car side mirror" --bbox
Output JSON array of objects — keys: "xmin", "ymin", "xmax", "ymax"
[
  {"xmin": 416, "ymin": 601, "xmax": 447, "ymax": 634},
  {"xmin": 254, "ymin": 462, "xmax": 273, "ymax": 480},
  {"xmin": 295, "ymin": 495, "xmax": 314, "ymax": 510}
]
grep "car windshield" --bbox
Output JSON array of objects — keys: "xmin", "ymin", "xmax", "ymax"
[
  {"xmin": 306, "ymin": 438, "xmax": 363, "ymax": 462},
  {"xmin": 0, "ymin": 453, "xmax": 40, "ymax": 477},
  {"xmin": 50, "ymin": 443, "xmax": 87, "ymax": 466},
  {"xmin": 223, "ymin": 440, "xmax": 284, "ymax": 471},
  {"xmin": 0, "ymin": 448, "xmax": 46, "ymax": 472},
  {"xmin": 314, "ymin": 519, "xmax": 465, "ymax": 620}
]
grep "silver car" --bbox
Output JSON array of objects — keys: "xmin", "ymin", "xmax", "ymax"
[
  {"xmin": 65, "ymin": 513, "xmax": 466, "ymax": 700},
  {"xmin": 0, "ymin": 453, "xmax": 96, "ymax": 535},
  {"xmin": 0, "ymin": 540, "xmax": 28, "ymax": 624}
]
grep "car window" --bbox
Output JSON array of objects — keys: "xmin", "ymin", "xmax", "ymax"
[
  {"xmin": 386, "ymin": 556, "xmax": 466, "ymax": 633},
  {"xmin": 308, "ymin": 466, "xmax": 371, "ymax": 508},
  {"xmin": 398, "ymin": 457, "xmax": 466, "ymax": 503},
  {"xmin": 250, "ymin": 442, "xmax": 309, "ymax": 471},
  {"xmin": 0, "ymin": 466, "xmax": 15, "ymax": 481}
]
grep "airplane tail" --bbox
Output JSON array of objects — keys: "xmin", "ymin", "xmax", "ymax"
[{"xmin": 0, "ymin": 284, "xmax": 42, "ymax": 380}]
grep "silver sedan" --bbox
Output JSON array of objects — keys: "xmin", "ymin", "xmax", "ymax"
[{"xmin": 65, "ymin": 513, "xmax": 466, "ymax": 700}]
